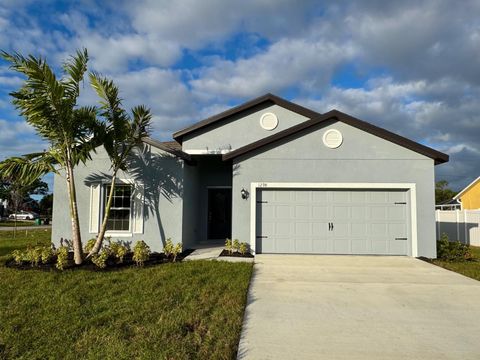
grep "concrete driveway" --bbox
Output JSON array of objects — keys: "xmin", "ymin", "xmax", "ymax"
[{"xmin": 237, "ymin": 255, "xmax": 480, "ymax": 360}]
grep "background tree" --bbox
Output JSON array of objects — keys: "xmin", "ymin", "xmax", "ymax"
[
  {"xmin": 0, "ymin": 49, "xmax": 102, "ymax": 264},
  {"xmin": 435, "ymin": 180, "xmax": 458, "ymax": 204},
  {"xmin": 0, "ymin": 176, "xmax": 48, "ymax": 237},
  {"xmin": 87, "ymin": 73, "xmax": 152, "ymax": 257},
  {"xmin": 39, "ymin": 193, "xmax": 53, "ymax": 217}
]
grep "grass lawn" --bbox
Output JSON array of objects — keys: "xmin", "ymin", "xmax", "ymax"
[
  {"xmin": 431, "ymin": 246, "xmax": 480, "ymax": 281},
  {"xmin": 0, "ymin": 229, "xmax": 253, "ymax": 359},
  {"xmin": 0, "ymin": 220, "xmax": 36, "ymax": 227}
]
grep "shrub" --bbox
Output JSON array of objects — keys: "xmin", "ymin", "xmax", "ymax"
[
  {"xmin": 239, "ymin": 242, "xmax": 248, "ymax": 255},
  {"xmin": 437, "ymin": 233, "xmax": 472, "ymax": 262},
  {"xmin": 133, "ymin": 240, "xmax": 151, "ymax": 266},
  {"xmin": 164, "ymin": 238, "xmax": 182, "ymax": 261},
  {"xmin": 40, "ymin": 246, "xmax": 54, "ymax": 264},
  {"xmin": 25, "ymin": 247, "xmax": 42, "ymax": 267},
  {"xmin": 233, "ymin": 239, "xmax": 240, "ymax": 253},
  {"xmin": 84, "ymin": 238, "xmax": 96, "ymax": 254},
  {"xmin": 92, "ymin": 248, "xmax": 110, "ymax": 269},
  {"xmin": 56, "ymin": 246, "xmax": 69, "ymax": 270},
  {"xmin": 110, "ymin": 241, "xmax": 129, "ymax": 264},
  {"xmin": 225, "ymin": 238, "xmax": 233, "ymax": 254},
  {"xmin": 12, "ymin": 249, "xmax": 24, "ymax": 265}
]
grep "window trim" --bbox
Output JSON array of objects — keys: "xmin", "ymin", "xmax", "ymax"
[{"xmin": 100, "ymin": 180, "xmax": 135, "ymax": 237}]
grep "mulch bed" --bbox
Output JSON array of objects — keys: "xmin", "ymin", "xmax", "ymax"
[
  {"xmin": 219, "ymin": 249, "xmax": 254, "ymax": 258},
  {"xmin": 5, "ymin": 249, "xmax": 195, "ymax": 271}
]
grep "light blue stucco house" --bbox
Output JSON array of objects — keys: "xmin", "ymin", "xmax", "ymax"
[{"xmin": 52, "ymin": 94, "xmax": 449, "ymax": 257}]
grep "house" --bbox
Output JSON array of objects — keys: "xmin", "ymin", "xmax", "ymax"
[
  {"xmin": 435, "ymin": 198, "xmax": 461, "ymax": 211},
  {"xmin": 453, "ymin": 176, "xmax": 480, "ymax": 210},
  {"xmin": 52, "ymin": 94, "xmax": 449, "ymax": 258}
]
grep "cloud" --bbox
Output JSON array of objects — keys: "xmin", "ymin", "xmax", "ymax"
[{"xmin": 1, "ymin": 0, "xmax": 480, "ymax": 191}]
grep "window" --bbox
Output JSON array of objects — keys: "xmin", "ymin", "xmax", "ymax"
[{"xmin": 104, "ymin": 184, "xmax": 132, "ymax": 231}]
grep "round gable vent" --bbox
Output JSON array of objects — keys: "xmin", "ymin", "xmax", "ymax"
[
  {"xmin": 260, "ymin": 112, "xmax": 278, "ymax": 130},
  {"xmin": 323, "ymin": 129, "xmax": 343, "ymax": 148}
]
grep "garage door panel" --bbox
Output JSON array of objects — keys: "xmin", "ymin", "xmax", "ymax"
[
  {"xmin": 276, "ymin": 205, "xmax": 292, "ymax": 219},
  {"xmin": 295, "ymin": 222, "xmax": 311, "ymax": 236},
  {"xmin": 388, "ymin": 239, "xmax": 407, "ymax": 254},
  {"xmin": 295, "ymin": 190, "xmax": 311, "ymax": 202},
  {"xmin": 351, "ymin": 239, "xmax": 369, "ymax": 253},
  {"xmin": 351, "ymin": 206, "xmax": 366, "ymax": 220},
  {"xmin": 275, "ymin": 222, "xmax": 292, "ymax": 236},
  {"xmin": 312, "ymin": 191, "xmax": 328, "ymax": 202},
  {"xmin": 388, "ymin": 206, "xmax": 406, "ymax": 220},
  {"xmin": 351, "ymin": 223, "xmax": 367, "ymax": 236},
  {"xmin": 295, "ymin": 205, "xmax": 311, "ymax": 219},
  {"xmin": 257, "ymin": 188, "xmax": 410, "ymax": 255},
  {"xmin": 333, "ymin": 206, "xmax": 350, "ymax": 219},
  {"xmin": 370, "ymin": 206, "xmax": 388, "ymax": 220},
  {"xmin": 333, "ymin": 239, "xmax": 350, "ymax": 253},
  {"xmin": 295, "ymin": 238, "xmax": 313, "ymax": 253},
  {"xmin": 312, "ymin": 239, "xmax": 329, "ymax": 253},
  {"xmin": 313, "ymin": 206, "xmax": 328, "ymax": 219}
]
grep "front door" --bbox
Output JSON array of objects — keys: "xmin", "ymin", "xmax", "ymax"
[{"xmin": 207, "ymin": 188, "xmax": 232, "ymax": 240}]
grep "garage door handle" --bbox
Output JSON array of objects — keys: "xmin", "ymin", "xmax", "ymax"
[
  {"xmin": 328, "ymin": 222, "xmax": 333, "ymax": 231},
  {"xmin": 395, "ymin": 237, "xmax": 407, "ymax": 240},
  {"xmin": 256, "ymin": 236, "xmax": 268, "ymax": 238}
]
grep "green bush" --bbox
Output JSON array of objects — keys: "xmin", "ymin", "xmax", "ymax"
[
  {"xmin": 56, "ymin": 246, "xmax": 69, "ymax": 271},
  {"xmin": 164, "ymin": 238, "xmax": 182, "ymax": 262},
  {"xmin": 239, "ymin": 242, "xmax": 248, "ymax": 255},
  {"xmin": 225, "ymin": 238, "xmax": 233, "ymax": 254},
  {"xmin": 133, "ymin": 240, "xmax": 151, "ymax": 267},
  {"xmin": 109, "ymin": 241, "xmax": 129, "ymax": 264},
  {"xmin": 437, "ymin": 233, "xmax": 472, "ymax": 262},
  {"xmin": 91, "ymin": 248, "xmax": 110, "ymax": 269},
  {"xmin": 233, "ymin": 239, "xmax": 240, "ymax": 253},
  {"xmin": 25, "ymin": 247, "xmax": 42, "ymax": 267},
  {"xmin": 40, "ymin": 246, "xmax": 54, "ymax": 264},
  {"xmin": 11, "ymin": 249, "xmax": 24, "ymax": 265},
  {"xmin": 84, "ymin": 238, "xmax": 96, "ymax": 254}
]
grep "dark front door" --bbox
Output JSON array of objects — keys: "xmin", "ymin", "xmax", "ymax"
[{"xmin": 207, "ymin": 188, "xmax": 232, "ymax": 240}]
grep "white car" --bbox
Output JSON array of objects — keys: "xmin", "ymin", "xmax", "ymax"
[{"xmin": 8, "ymin": 211, "xmax": 39, "ymax": 220}]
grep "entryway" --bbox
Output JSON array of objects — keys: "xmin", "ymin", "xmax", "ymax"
[{"xmin": 207, "ymin": 187, "xmax": 232, "ymax": 240}]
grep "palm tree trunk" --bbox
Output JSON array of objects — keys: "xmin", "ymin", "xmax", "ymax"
[
  {"xmin": 87, "ymin": 172, "xmax": 117, "ymax": 257},
  {"xmin": 65, "ymin": 149, "xmax": 83, "ymax": 265}
]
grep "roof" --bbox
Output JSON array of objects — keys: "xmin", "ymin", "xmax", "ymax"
[
  {"xmin": 222, "ymin": 109, "xmax": 449, "ymax": 164},
  {"xmin": 453, "ymin": 176, "xmax": 480, "ymax": 200},
  {"xmin": 172, "ymin": 93, "xmax": 322, "ymax": 142},
  {"xmin": 141, "ymin": 137, "xmax": 192, "ymax": 162}
]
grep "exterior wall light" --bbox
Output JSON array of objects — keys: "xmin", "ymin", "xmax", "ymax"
[{"xmin": 241, "ymin": 188, "xmax": 249, "ymax": 199}]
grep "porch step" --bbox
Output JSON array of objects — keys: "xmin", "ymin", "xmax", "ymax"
[{"xmin": 184, "ymin": 246, "xmax": 224, "ymax": 261}]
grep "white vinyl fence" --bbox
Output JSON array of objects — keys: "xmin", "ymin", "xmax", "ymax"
[{"xmin": 435, "ymin": 210, "xmax": 480, "ymax": 246}]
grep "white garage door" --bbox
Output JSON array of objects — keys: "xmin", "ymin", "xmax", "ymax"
[{"xmin": 256, "ymin": 189, "xmax": 410, "ymax": 255}]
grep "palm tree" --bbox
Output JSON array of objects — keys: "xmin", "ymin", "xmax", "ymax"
[
  {"xmin": 0, "ymin": 49, "xmax": 102, "ymax": 264},
  {"xmin": 87, "ymin": 73, "xmax": 152, "ymax": 257}
]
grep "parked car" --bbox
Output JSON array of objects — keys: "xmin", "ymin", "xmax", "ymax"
[{"xmin": 8, "ymin": 211, "xmax": 39, "ymax": 220}]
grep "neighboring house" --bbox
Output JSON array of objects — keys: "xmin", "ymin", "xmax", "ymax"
[
  {"xmin": 453, "ymin": 176, "xmax": 480, "ymax": 210},
  {"xmin": 52, "ymin": 94, "xmax": 449, "ymax": 258}
]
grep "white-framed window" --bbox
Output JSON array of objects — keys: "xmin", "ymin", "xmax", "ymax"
[
  {"xmin": 104, "ymin": 184, "xmax": 132, "ymax": 232},
  {"xmin": 89, "ymin": 179, "xmax": 144, "ymax": 236}
]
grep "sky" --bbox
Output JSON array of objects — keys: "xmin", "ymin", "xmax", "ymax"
[{"xmin": 0, "ymin": 0, "xmax": 479, "ymax": 194}]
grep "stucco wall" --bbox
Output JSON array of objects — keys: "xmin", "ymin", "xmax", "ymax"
[
  {"xmin": 52, "ymin": 145, "xmax": 185, "ymax": 252},
  {"xmin": 182, "ymin": 104, "xmax": 308, "ymax": 152},
  {"xmin": 231, "ymin": 120, "xmax": 437, "ymax": 258}
]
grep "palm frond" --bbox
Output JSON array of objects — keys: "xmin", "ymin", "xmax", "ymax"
[
  {"xmin": 63, "ymin": 48, "xmax": 88, "ymax": 103},
  {"xmin": 0, "ymin": 151, "xmax": 58, "ymax": 185}
]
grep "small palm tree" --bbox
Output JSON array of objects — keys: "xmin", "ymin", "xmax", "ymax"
[
  {"xmin": 0, "ymin": 49, "xmax": 102, "ymax": 264},
  {"xmin": 87, "ymin": 73, "xmax": 152, "ymax": 257}
]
